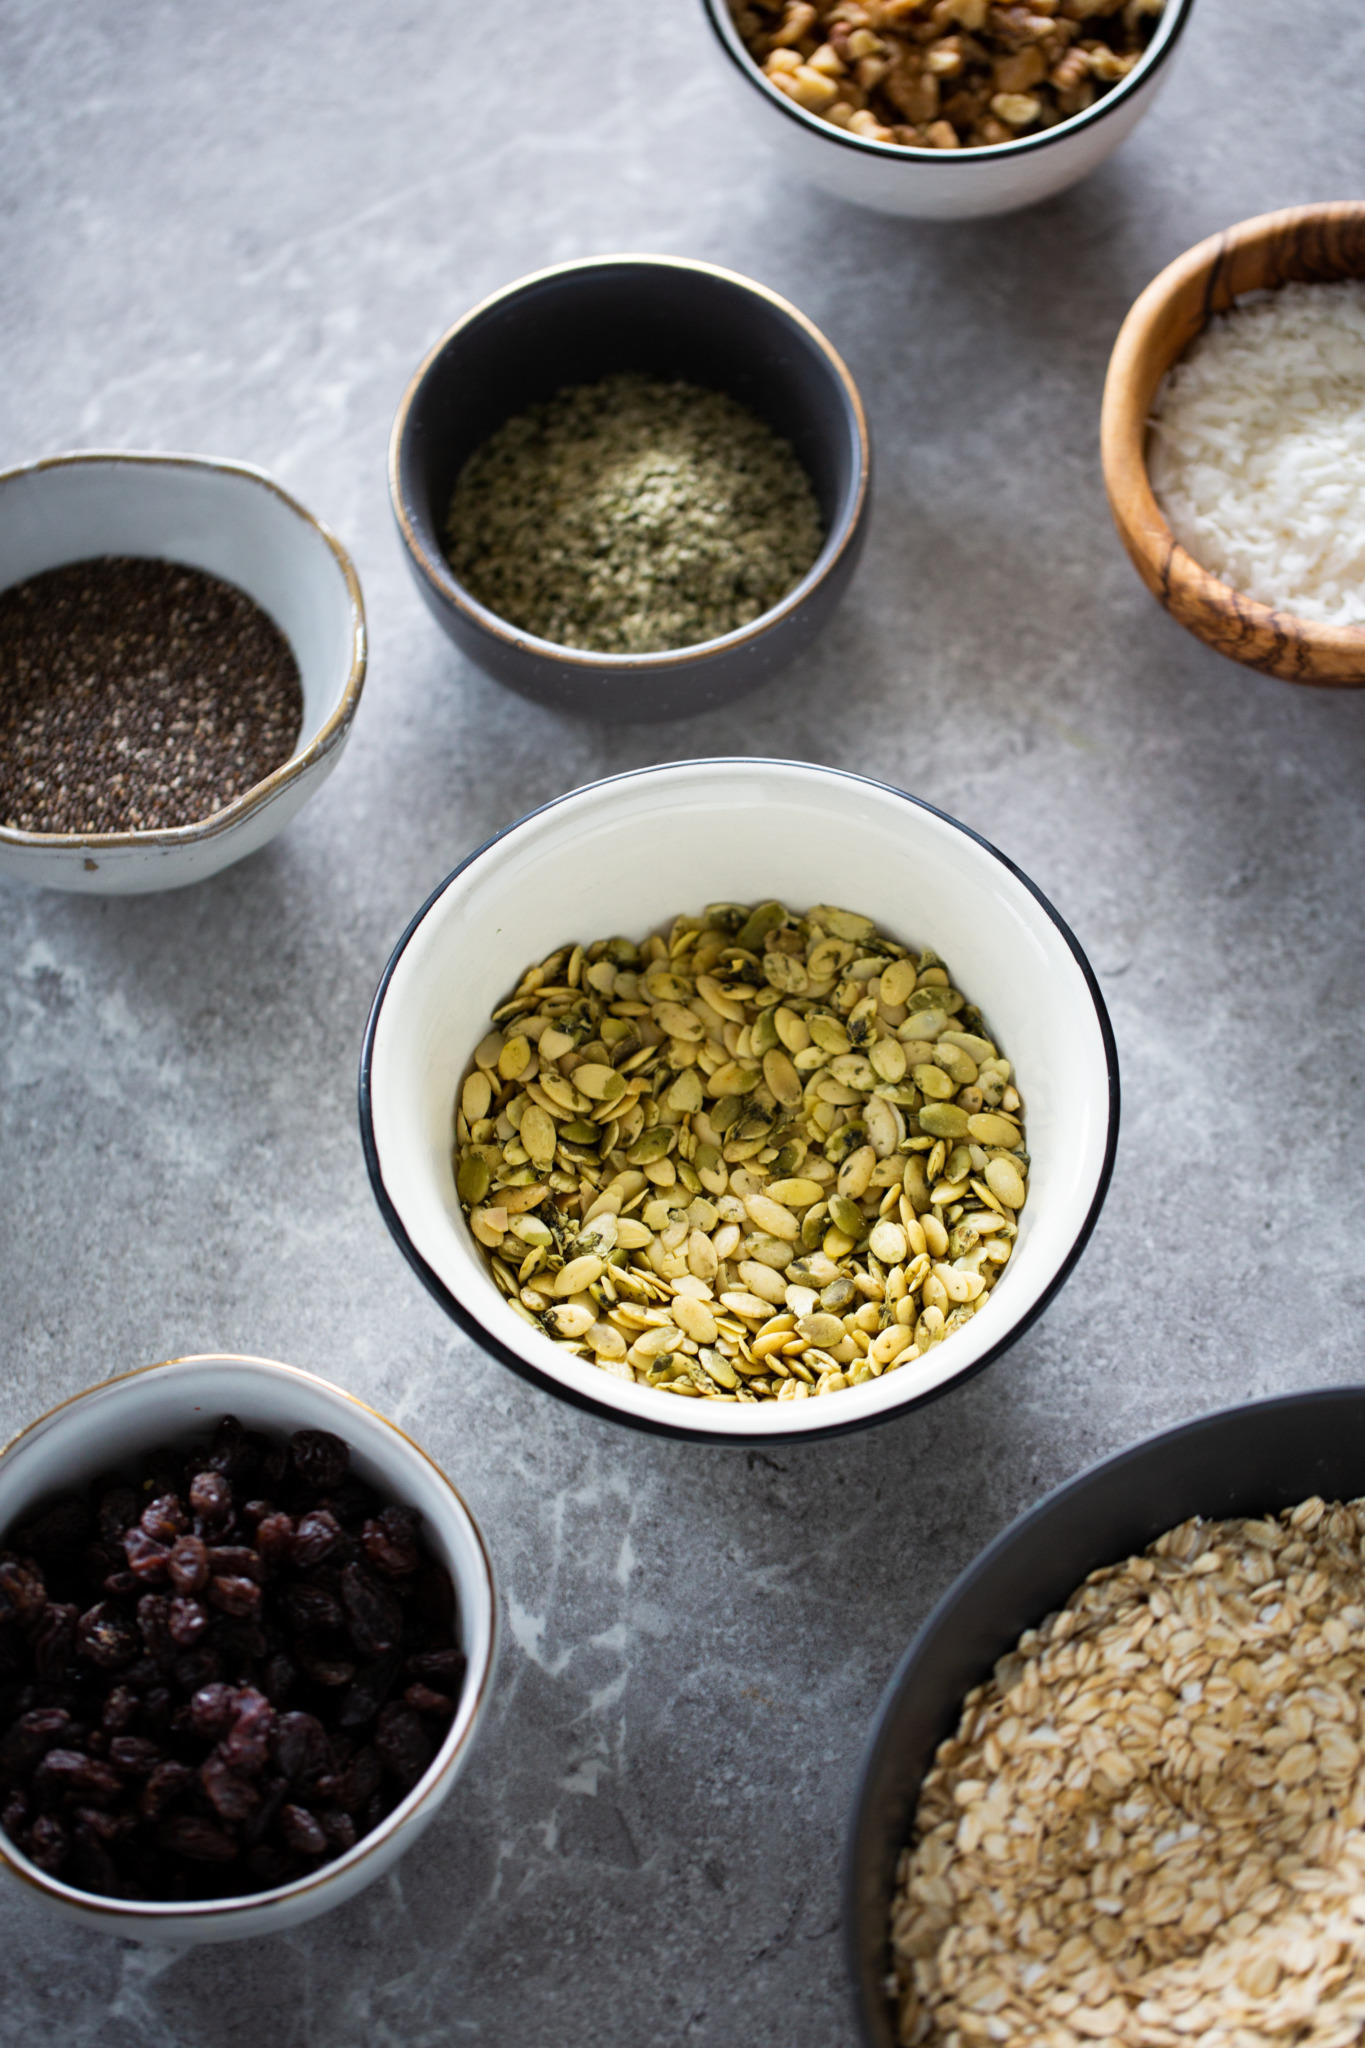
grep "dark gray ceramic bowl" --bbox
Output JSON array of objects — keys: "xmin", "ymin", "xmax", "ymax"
[
  {"xmin": 388, "ymin": 256, "xmax": 870, "ymax": 723},
  {"xmin": 846, "ymin": 1386, "xmax": 1365, "ymax": 2045}
]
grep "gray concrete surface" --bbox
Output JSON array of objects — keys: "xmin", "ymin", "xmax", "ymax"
[{"xmin": 1, "ymin": 1, "xmax": 1363, "ymax": 2040}]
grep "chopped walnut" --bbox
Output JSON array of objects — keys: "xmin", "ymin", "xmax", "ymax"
[{"xmin": 730, "ymin": 0, "xmax": 1163, "ymax": 148}]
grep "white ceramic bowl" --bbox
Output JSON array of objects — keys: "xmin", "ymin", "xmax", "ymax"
[
  {"xmin": 0, "ymin": 1353, "xmax": 497, "ymax": 1944},
  {"xmin": 361, "ymin": 760, "xmax": 1118, "ymax": 1444},
  {"xmin": 0, "ymin": 453, "xmax": 366, "ymax": 894},
  {"xmin": 699, "ymin": 0, "xmax": 1196, "ymax": 220}
]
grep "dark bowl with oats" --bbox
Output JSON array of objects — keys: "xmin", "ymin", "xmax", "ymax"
[{"xmin": 388, "ymin": 256, "xmax": 871, "ymax": 724}]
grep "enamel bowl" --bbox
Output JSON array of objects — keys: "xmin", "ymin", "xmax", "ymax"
[
  {"xmin": 700, "ymin": 0, "xmax": 1197, "ymax": 220},
  {"xmin": 0, "ymin": 453, "xmax": 366, "ymax": 893},
  {"xmin": 846, "ymin": 1387, "xmax": 1365, "ymax": 2044},
  {"xmin": 0, "ymin": 1353, "xmax": 497, "ymax": 1944},
  {"xmin": 389, "ymin": 256, "xmax": 869, "ymax": 723},
  {"xmin": 360, "ymin": 758, "xmax": 1119, "ymax": 1445}
]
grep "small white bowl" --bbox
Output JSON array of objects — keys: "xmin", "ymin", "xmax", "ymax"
[
  {"xmin": 0, "ymin": 1353, "xmax": 497, "ymax": 1945},
  {"xmin": 0, "ymin": 453, "xmax": 366, "ymax": 894},
  {"xmin": 699, "ymin": 0, "xmax": 1197, "ymax": 220},
  {"xmin": 361, "ymin": 760, "xmax": 1119, "ymax": 1444}
]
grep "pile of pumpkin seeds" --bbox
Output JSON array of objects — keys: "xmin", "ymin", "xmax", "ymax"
[{"xmin": 452, "ymin": 900, "xmax": 1028, "ymax": 1405}]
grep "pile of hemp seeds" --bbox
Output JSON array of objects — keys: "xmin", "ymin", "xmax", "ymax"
[
  {"xmin": 0, "ymin": 556, "xmax": 303, "ymax": 835},
  {"xmin": 443, "ymin": 373, "xmax": 824, "ymax": 655},
  {"xmin": 452, "ymin": 898, "xmax": 1028, "ymax": 1405}
]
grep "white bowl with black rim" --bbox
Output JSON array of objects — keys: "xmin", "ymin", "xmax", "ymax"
[
  {"xmin": 0, "ymin": 452, "xmax": 366, "ymax": 894},
  {"xmin": 360, "ymin": 759, "xmax": 1118, "ymax": 1445},
  {"xmin": 699, "ymin": 0, "xmax": 1197, "ymax": 220},
  {"xmin": 0, "ymin": 1353, "xmax": 497, "ymax": 1943}
]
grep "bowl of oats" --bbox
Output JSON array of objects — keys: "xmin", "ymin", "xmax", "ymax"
[
  {"xmin": 702, "ymin": 0, "xmax": 1196, "ymax": 220},
  {"xmin": 388, "ymin": 256, "xmax": 869, "ymax": 723},
  {"xmin": 849, "ymin": 1387, "xmax": 1365, "ymax": 2047},
  {"xmin": 359, "ymin": 758, "xmax": 1117, "ymax": 1443}
]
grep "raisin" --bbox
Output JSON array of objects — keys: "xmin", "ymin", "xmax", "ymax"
[
  {"xmin": 158, "ymin": 1814, "xmax": 238, "ymax": 1864},
  {"xmin": 361, "ymin": 1507, "xmax": 422, "ymax": 1578},
  {"xmin": 141, "ymin": 1686, "xmax": 173, "ymax": 1739},
  {"xmin": 338, "ymin": 1651, "xmax": 402, "ymax": 1731},
  {"xmin": 188, "ymin": 1471, "xmax": 233, "ymax": 1527},
  {"xmin": 93, "ymin": 1487, "xmax": 140, "ymax": 1548},
  {"xmin": 168, "ymin": 1597, "xmax": 208, "ymax": 1647},
  {"xmin": 140, "ymin": 1496, "xmax": 188, "ymax": 1545},
  {"xmin": 0, "ymin": 1557, "xmax": 48, "ymax": 1624},
  {"xmin": 0, "ymin": 1707, "xmax": 72, "ymax": 1782},
  {"xmin": 326, "ymin": 1744, "xmax": 382, "ymax": 1814},
  {"xmin": 260, "ymin": 1652, "xmax": 296, "ymax": 1704},
  {"xmin": 188, "ymin": 1682, "xmax": 240, "ymax": 1741},
  {"xmin": 167, "ymin": 1535, "xmax": 209, "ymax": 1595},
  {"xmin": 294, "ymin": 1643, "xmax": 355, "ymax": 1688},
  {"xmin": 288, "ymin": 1430, "xmax": 349, "ymax": 1492},
  {"xmin": 26, "ymin": 1812, "xmax": 69, "ymax": 1872},
  {"xmin": 219, "ymin": 1689, "xmax": 273, "ymax": 1776},
  {"xmin": 279, "ymin": 1802, "xmax": 328, "ymax": 1856},
  {"xmin": 341, "ymin": 1565, "xmax": 402, "ymax": 1659},
  {"xmin": 282, "ymin": 1584, "xmax": 344, "ymax": 1634},
  {"xmin": 70, "ymin": 1823, "xmax": 121, "ymax": 1896},
  {"xmin": 374, "ymin": 1705, "xmax": 435, "ymax": 1790},
  {"xmin": 137, "ymin": 1594, "xmax": 176, "ymax": 1666},
  {"xmin": 201, "ymin": 1754, "xmax": 259, "ymax": 1823},
  {"xmin": 140, "ymin": 1760, "xmax": 194, "ymax": 1818},
  {"xmin": 102, "ymin": 1570, "xmax": 140, "ymax": 1598},
  {"xmin": 75, "ymin": 1603, "xmax": 139, "ymax": 1670},
  {"xmin": 317, "ymin": 1806, "xmax": 356, "ymax": 1851},
  {"xmin": 102, "ymin": 1687, "xmax": 140, "ymax": 1734},
  {"xmin": 253, "ymin": 1513, "xmax": 293, "ymax": 1570},
  {"xmin": 206, "ymin": 1546, "xmax": 263, "ymax": 1584},
  {"xmin": 31, "ymin": 1603, "xmax": 78, "ymax": 1683},
  {"xmin": 208, "ymin": 1576, "xmax": 260, "ymax": 1619},
  {"xmin": 407, "ymin": 1647, "xmax": 466, "ymax": 1688},
  {"xmin": 404, "ymin": 1683, "xmax": 455, "ymax": 1717},
  {"xmin": 245, "ymin": 1843, "xmax": 296, "ymax": 1888},
  {"xmin": 290, "ymin": 1511, "xmax": 342, "ymax": 1569},
  {"xmin": 271, "ymin": 1710, "xmax": 330, "ymax": 1785},
  {"xmin": 34, "ymin": 1749, "xmax": 123, "ymax": 1806},
  {"xmin": 172, "ymin": 1647, "xmax": 220, "ymax": 1695},
  {"xmin": 109, "ymin": 1736, "xmax": 163, "ymax": 1775},
  {"xmin": 122, "ymin": 1528, "xmax": 171, "ymax": 1584},
  {"xmin": 15, "ymin": 1498, "xmax": 89, "ymax": 1571}
]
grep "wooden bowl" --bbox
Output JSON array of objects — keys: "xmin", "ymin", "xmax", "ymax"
[{"xmin": 1101, "ymin": 202, "xmax": 1365, "ymax": 688}]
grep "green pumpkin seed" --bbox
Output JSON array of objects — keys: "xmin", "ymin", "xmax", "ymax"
[
  {"xmin": 456, "ymin": 1153, "xmax": 490, "ymax": 1205},
  {"xmin": 828, "ymin": 1193, "xmax": 864, "ymax": 1237},
  {"xmin": 919, "ymin": 1103, "xmax": 971, "ymax": 1139}
]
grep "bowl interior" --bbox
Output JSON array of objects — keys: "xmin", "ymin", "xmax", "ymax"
[
  {"xmin": 0, "ymin": 1354, "xmax": 494, "ymax": 1917},
  {"xmin": 0, "ymin": 458, "xmax": 359, "ymax": 755},
  {"xmin": 395, "ymin": 261, "xmax": 865, "ymax": 618},
  {"xmin": 366, "ymin": 760, "xmax": 1115, "ymax": 1439},
  {"xmin": 847, "ymin": 1387, "xmax": 1365, "ymax": 2047}
]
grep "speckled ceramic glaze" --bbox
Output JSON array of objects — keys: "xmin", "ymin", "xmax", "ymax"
[
  {"xmin": 700, "ymin": 0, "xmax": 1197, "ymax": 220},
  {"xmin": 361, "ymin": 759, "xmax": 1119, "ymax": 1445},
  {"xmin": 0, "ymin": 454, "xmax": 366, "ymax": 894},
  {"xmin": 0, "ymin": 1354, "xmax": 497, "ymax": 1944},
  {"xmin": 389, "ymin": 257, "xmax": 870, "ymax": 722}
]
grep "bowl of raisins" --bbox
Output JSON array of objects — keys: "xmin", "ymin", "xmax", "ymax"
[{"xmin": 0, "ymin": 1352, "xmax": 497, "ymax": 1942}]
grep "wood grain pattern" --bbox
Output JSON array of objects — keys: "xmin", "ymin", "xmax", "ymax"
[{"xmin": 1101, "ymin": 202, "xmax": 1365, "ymax": 688}]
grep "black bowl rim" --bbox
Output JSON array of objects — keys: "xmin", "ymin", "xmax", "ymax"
[
  {"xmin": 699, "ymin": 0, "xmax": 1198, "ymax": 169},
  {"xmin": 387, "ymin": 253, "xmax": 871, "ymax": 676},
  {"xmin": 842, "ymin": 1382, "xmax": 1365, "ymax": 2043},
  {"xmin": 358, "ymin": 757, "xmax": 1121, "ymax": 1448}
]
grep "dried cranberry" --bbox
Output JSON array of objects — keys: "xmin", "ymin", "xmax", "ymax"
[
  {"xmin": 158, "ymin": 1814, "xmax": 238, "ymax": 1864},
  {"xmin": 207, "ymin": 1575, "xmax": 260, "ymax": 1618},
  {"xmin": 167, "ymin": 1535, "xmax": 209, "ymax": 1594},
  {"xmin": 290, "ymin": 1511, "xmax": 342, "ymax": 1569},
  {"xmin": 288, "ymin": 1430, "xmax": 349, "ymax": 1492},
  {"xmin": 168, "ymin": 1597, "xmax": 208, "ymax": 1647},
  {"xmin": 140, "ymin": 1496, "xmax": 188, "ymax": 1545},
  {"xmin": 0, "ymin": 1557, "xmax": 47, "ymax": 1624},
  {"xmin": 279, "ymin": 1803, "xmax": 327, "ymax": 1856},
  {"xmin": 188, "ymin": 1471, "xmax": 233, "ymax": 1527},
  {"xmin": 362, "ymin": 1507, "xmax": 422, "ymax": 1579},
  {"xmin": 75, "ymin": 1603, "xmax": 138, "ymax": 1670},
  {"xmin": 341, "ymin": 1565, "xmax": 402, "ymax": 1659},
  {"xmin": 253, "ymin": 1513, "xmax": 293, "ymax": 1569}
]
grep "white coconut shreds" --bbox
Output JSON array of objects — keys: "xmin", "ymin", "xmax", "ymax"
[{"xmin": 1147, "ymin": 279, "xmax": 1365, "ymax": 627}]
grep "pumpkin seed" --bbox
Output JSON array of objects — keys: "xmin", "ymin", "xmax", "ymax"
[{"xmin": 452, "ymin": 899, "xmax": 1024, "ymax": 1404}]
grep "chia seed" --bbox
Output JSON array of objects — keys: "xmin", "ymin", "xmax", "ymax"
[{"xmin": 0, "ymin": 556, "xmax": 304, "ymax": 835}]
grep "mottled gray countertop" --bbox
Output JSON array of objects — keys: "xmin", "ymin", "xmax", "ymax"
[{"xmin": 1, "ymin": 1, "xmax": 1364, "ymax": 2040}]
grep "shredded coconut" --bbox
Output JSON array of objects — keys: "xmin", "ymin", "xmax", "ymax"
[{"xmin": 1147, "ymin": 279, "xmax": 1365, "ymax": 626}]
